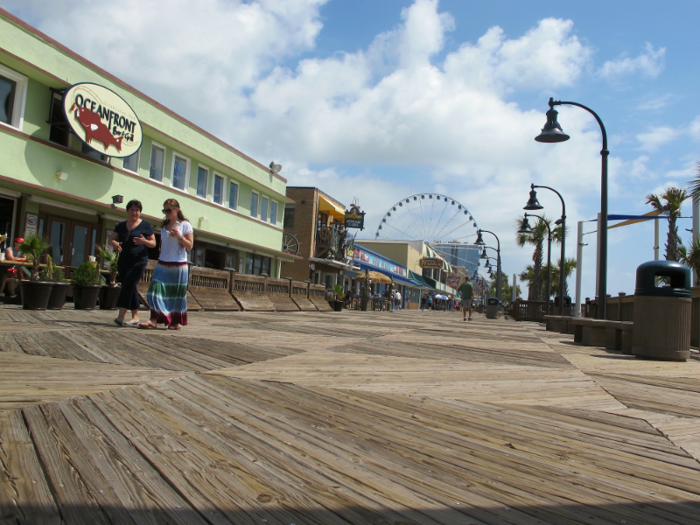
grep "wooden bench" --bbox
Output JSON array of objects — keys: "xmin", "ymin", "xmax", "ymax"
[
  {"xmin": 230, "ymin": 274, "xmax": 275, "ymax": 311},
  {"xmin": 603, "ymin": 320, "xmax": 633, "ymax": 354},
  {"xmin": 309, "ymin": 284, "xmax": 332, "ymax": 312},
  {"xmin": 290, "ymin": 281, "xmax": 317, "ymax": 311},
  {"xmin": 189, "ymin": 267, "xmax": 240, "ymax": 311},
  {"xmin": 266, "ymin": 277, "xmax": 300, "ymax": 312},
  {"xmin": 543, "ymin": 315, "xmax": 572, "ymax": 334}
]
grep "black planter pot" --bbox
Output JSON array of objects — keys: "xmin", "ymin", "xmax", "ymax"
[
  {"xmin": 20, "ymin": 281, "xmax": 54, "ymax": 310},
  {"xmin": 73, "ymin": 284, "xmax": 101, "ymax": 310},
  {"xmin": 331, "ymin": 299, "xmax": 344, "ymax": 312},
  {"xmin": 48, "ymin": 282, "xmax": 69, "ymax": 310},
  {"xmin": 99, "ymin": 285, "xmax": 121, "ymax": 310}
]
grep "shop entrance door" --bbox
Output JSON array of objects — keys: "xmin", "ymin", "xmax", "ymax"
[{"xmin": 47, "ymin": 217, "xmax": 94, "ymax": 267}]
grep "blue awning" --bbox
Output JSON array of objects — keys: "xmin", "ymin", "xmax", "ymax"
[{"xmin": 355, "ymin": 261, "xmax": 417, "ymax": 287}]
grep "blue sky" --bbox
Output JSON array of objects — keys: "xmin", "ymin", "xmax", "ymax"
[{"xmin": 3, "ymin": 0, "xmax": 700, "ymax": 300}]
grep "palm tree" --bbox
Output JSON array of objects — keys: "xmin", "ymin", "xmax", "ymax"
[
  {"xmin": 515, "ymin": 216, "xmax": 550, "ymax": 301},
  {"xmin": 679, "ymin": 237, "xmax": 700, "ymax": 286},
  {"xmin": 646, "ymin": 187, "xmax": 689, "ymax": 262},
  {"xmin": 545, "ymin": 257, "xmax": 577, "ymax": 297}
]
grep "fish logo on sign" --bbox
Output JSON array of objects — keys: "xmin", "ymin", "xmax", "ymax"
[{"xmin": 63, "ymin": 83, "xmax": 143, "ymax": 158}]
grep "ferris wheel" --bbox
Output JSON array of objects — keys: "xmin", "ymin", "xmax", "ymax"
[{"xmin": 374, "ymin": 193, "xmax": 480, "ymax": 246}]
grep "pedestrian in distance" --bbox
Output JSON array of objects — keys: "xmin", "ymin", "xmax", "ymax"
[
  {"xmin": 140, "ymin": 199, "xmax": 194, "ymax": 330},
  {"xmin": 458, "ymin": 276, "xmax": 475, "ymax": 321},
  {"xmin": 420, "ymin": 294, "xmax": 427, "ymax": 310},
  {"xmin": 2, "ymin": 237, "xmax": 25, "ymax": 298},
  {"xmin": 109, "ymin": 200, "xmax": 156, "ymax": 327}
]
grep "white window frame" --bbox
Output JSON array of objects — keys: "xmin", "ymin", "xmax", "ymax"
[
  {"xmin": 196, "ymin": 165, "xmax": 209, "ymax": 199},
  {"xmin": 269, "ymin": 199, "xmax": 278, "ymax": 226},
  {"xmin": 250, "ymin": 190, "xmax": 259, "ymax": 218},
  {"xmin": 212, "ymin": 172, "xmax": 225, "ymax": 206},
  {"xmin": 260, "ymin": 195, "xmax": 269, "ymax": 222},
  {"xmin": 228, "ymin": 180, "xmax": 239, "ymax": 211},
  {"xmin": 149, "ymin": 141, "xmax": 166, "ymax": 183},
  {"xmin": 0, "ymin": 63, "xmax": 28, "ymax": 131},
  {"xmin": 170, "ymin": 152, "xmax": 190, "ymax": 192},
  {"xmin": 122, "ymin": 149, "xmax": 140, "ymax": 173}
]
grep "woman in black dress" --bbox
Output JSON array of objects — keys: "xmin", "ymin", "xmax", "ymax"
[{"xmin": 108, "ymin": 200, "xmax": 156, "ymax": 326}]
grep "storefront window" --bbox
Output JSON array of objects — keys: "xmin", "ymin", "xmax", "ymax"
[
  {"xmin": 149, "ymin": 144, "xmax": 165, "ymax": 181},
  {"xmin": 270, "ymin": 201, "xmax": 278, "ymax": 226},
  {"xmin": 172, "ymin": 154, "xmax": 188, "ymax": 191},
  {"xmin": 0, "ymin": 74, "xmax": 16, "ymax": 125},
  {"xmin": 196, "ymin": 167, "xmax": 208, "ymax": 198},
  {"xmin": 123, "ymin": 150, "xmax": 139, "ymax": 172},
  {"xmin": 213, "ymin": 174, "xmax": 224, "ymax": 204},
  {"xmin": 50, "ymin": 221, "xmax": 66, "ymax": 265},
  {"xmin": 49, "ymin": 93, "xmax": 70, "ymax": 146},
  {"xmin": 228, "ymin": 181, "xmax": 238, "ymax": 210}
]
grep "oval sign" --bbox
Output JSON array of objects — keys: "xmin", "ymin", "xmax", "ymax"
[{"xmin": 63, "ymin": 82, "xmax": 142, "ymax": 158}]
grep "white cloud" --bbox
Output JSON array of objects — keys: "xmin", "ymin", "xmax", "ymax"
[
  {"xmin": 598, "ymin": 42, "xmax": 665, "ymax": 79},
  {"xmin": 636, "ymin": 126, "xmax": 679, "ymax": 152},
  {"xmin": 689, "ymin": 116, "xmax": 700, "ymax": 141}
]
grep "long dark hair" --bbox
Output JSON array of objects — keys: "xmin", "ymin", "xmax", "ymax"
[{"xmin": 161, "ymin": 198, "xmax": 189, "ymax": 228}]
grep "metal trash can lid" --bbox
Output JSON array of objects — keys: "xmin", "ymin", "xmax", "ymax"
[{"xmin": 634, "ymin": 260, "xmax": 691, "ymax": 298}]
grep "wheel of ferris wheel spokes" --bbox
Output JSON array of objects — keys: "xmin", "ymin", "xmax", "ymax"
[{"xmin": 375, "ymin": 193, "xmax": 480, "ymax": 246}]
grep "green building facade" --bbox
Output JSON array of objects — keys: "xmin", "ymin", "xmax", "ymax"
[{"xmin": 0, "ymin": 9, "xmax": 298, "ymax": 276}]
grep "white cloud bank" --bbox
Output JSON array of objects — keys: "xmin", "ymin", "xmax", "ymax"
[{"xmin": 598, "ymin": 42, "xmax": 665, "ymax": 79}]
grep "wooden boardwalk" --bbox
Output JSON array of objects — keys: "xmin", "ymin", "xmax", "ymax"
[{"xmin": 1, "ymin": 306, "xmax": 699, "ymax": 524}]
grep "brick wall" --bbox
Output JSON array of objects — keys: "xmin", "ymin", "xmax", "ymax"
[{"xmin": 281, "ymin": 187, "xmax": 318, "ymax": 281}]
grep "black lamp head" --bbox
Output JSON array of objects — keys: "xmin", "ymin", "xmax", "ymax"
[
  {"xmin": 517, "ymin": 216, "xmax": 532, "ymax": 234},
  {"xmin": 475, "ymin": 230, "xmax": 485, "ymax": 246},
  {"xmin": 479, "ymin": 247, "xmax": 488, "ymax": 260},
  {"xmin": 535, "ymin": 98, "xmax": 570, "ymax": 143},
  {"xmin": 524, "ymin": 186, "xmax": 543, "ymax": 211}
]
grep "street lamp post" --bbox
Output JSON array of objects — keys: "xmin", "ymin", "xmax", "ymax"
[
  {"xmin": 535, "ymin": 97, "xmax": 608, "ymax": 319},
  {"xmin": 524, "ymin": 183, "xmax": 566, "ymax": 316},
  {"xmin": 475, "ymin": 229, "xmax": 501, "ymax": 302}
]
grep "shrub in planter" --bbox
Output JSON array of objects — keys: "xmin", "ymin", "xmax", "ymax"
[
  {"xmin": 18, "ymin": 235, "xmax": 52, "ymax": 310},
  {"xmin": 45, "ymin": 259, "xmax": 69, "ymax": 310},
  {"xmin": 97, "ymin": 245, "xmax": 120, "ymax": 309},
  {"xmin": 71, "ymin": 261, "xmax": 102, "ymax": 310},
  {"xmin": 330, "ymin": 284, "xmax": 345, "ymax": 312}
]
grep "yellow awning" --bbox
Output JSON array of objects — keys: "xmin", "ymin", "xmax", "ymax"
[{"xmin": 318, "ymin": 194, "xmax": 345, "ymax": 220}]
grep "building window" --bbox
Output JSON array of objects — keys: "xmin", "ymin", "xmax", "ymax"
[
  {"xmin": 213, "ymin": 174, "xmax": 224, "ymax": 205},
  {"xmin": 270, "ymin": 200, "xmax": 278, "ymax": 226},
  {"xmin": 245, "ymin": 253, "xmax": 271, "ymax": 275},
  {"xmin": 196, "ymin": 166, "xmax": 208, "ymax": 198},
  {"xmin": 284, "ymin": 206, "xmax": 295, "ymax": 228},
  {"xmin": 171, "ymin": 153, "xmax": 189, "ymax": 191},
  {"xmin": 250, "ymin": 191, "xmax": 259, "ymax": 218},
  {"xmin": 0, "ymin": 64, "xmax": 27, "ymax": 129},
  {"xmin": 123, "ymin": 150, "xmax": 139, "ymax": 172},
  {"xmin": 81, "ymin": 141, "xmax": 108, "ymax": 162},
  {"xmin": 228, "ymin": 181, "xmax": 239, "ymax": 210},
  {"xmin": 49, "ymin": 93, "xmax": 70, "ymax": 146},
  {"xmin": 149, "ymin": 143, "xmax": 165, "ymax": 182},
  {"xmin": 260, "ymin": 196, "xmax": 269, "ymax": 222}
]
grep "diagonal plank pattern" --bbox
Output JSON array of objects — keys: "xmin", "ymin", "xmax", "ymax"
[{"xmin": 1, "ymin": 305, "xmax": 700, "ymax": 524}]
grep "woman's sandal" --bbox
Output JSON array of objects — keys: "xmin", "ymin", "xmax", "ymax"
[
  {"xmin": 167, "ymin": 325, "xmax": 181, "ymax": 330},
  {"xmin": 138, "ymin": 322, "xmax": 158, "ymax": 329}
]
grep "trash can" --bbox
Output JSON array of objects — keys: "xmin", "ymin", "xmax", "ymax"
[
  {"xmin": 553, "ymin": 295, "xmax": 572, "ymax": 316},
  {"xmin": 632, "ymin": 260, "xmax": 691, "ymax": 361},
  {"xmin": 486, "ymin": 297, "xmax": 500, "ymax": 319}
]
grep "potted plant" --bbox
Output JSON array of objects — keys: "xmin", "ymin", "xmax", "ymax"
[
  {"xmin": 97, "ymin": 245, "xmax": 121, "ymax": 310},
  {"xmin": 71, "ymin": 261, "xmax": 101, "ymax": 309},
  {"xmin": 330, "ymin": 284, "xmax": 345, "ymax": 312},
  {"xmin": 44, "ymin": 256, "xmax": 69, "ymax": 310},
  {"xmin": 18, "ymin": 234, "xmax": 53, "ymax": 310}
]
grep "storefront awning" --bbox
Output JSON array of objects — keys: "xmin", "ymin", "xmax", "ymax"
[
  {"xmin": 318, "ymin": 194, "xmax": 346, "ymax": 221},
  {"xmin": 423, "ymin": 245, "xmax": 453, "ymax": 273},
  {"xmin": 355, "ymin": 261, "xmax": 416, "ymax": 287},
  {"xmin": 408, "ymin": 270, "xmax": 436, "ymax": 289}
]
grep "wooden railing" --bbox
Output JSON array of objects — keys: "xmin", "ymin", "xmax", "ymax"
[{"xmin": 511, "ymin": 299, "xmax": 548, "ymax": 322}]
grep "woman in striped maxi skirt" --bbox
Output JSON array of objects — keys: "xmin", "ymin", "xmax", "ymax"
[{"xmin": 139, "ymin": 199, "xmax": 194, "ymax": 330}]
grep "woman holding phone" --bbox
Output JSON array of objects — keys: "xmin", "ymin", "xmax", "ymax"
[
  {"xmin": 108, "ymin": 200, "xmax": 155, "ymax": 326},
  {"xmin": 140, "ymin": 198, "xmax": 193, "ymax": 330}
]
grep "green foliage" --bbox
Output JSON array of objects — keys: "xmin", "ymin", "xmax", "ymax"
[
  {"xmin": 679, "ymin": 236, "xmax": 700, "ymax": 286},
  {"xmin": 332, "ymin": 284, "xmax": 345, "ymax": 300},
  {"xmin": 97, "ymin": 245, "xmax": 119, "ymax": 285},
  {"xmin": 71, "ymin": 261, "xmax": 101, "ymax": 286},
  {"xmin": 646, "ymin": 187, "xmax": 689, "ymax": 262},
  {"xmin": 18, "ymin": 234, "xmax": 51, "ymax": 281}
]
